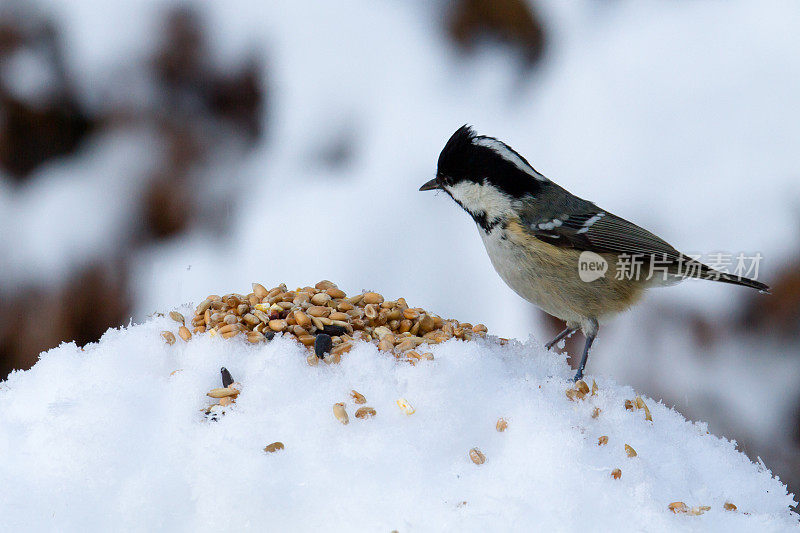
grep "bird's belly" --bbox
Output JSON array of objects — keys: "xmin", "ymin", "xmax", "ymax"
[
  {"xmin": 479, "ymin": 226, "xmax": 643, "ymax": 325},
  {"xmin": 480, "ymin": 230, "xmax": 580, "ymax": 322}
]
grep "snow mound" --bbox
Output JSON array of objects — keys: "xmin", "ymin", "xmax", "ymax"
[{"xmin": 0, "ymin": 309, "xmax": 796, "ymax": 531}]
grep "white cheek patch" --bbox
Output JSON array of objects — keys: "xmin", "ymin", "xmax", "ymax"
[
  {"xmin": 446, "ymin": 180, "xmax": 515, "ymax": 221},
  {"xmin": 473, "ymin": 137, "xmax": 547, "ymax": 182}
]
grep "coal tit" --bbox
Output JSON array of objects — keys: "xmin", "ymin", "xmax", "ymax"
[{"xmin": 420, "ymin": 125, "xmax": 769, "ymax": 381}]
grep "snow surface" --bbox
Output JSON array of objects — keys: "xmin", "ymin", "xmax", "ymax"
[{"xmin": 0, "ymin": 308, "xmax": 796, "ymax": 532}]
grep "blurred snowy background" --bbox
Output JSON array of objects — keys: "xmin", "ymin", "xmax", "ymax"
[{"xmin": 0, "ymin": 0, "xmax": 798, "ymax": 500}]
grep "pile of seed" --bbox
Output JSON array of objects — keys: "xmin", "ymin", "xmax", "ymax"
[{"xmin": 176, "ymin": 280, "xmax": 489, "ymax": 365}]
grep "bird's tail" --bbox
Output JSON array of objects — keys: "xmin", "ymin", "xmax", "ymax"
[
  {"xmin": 684, "ymin": 258, "xmax": 770, "ymax": 293},
  {"xmin": 706, "ymin": 271, "xmax": 770, "ymax": 293}
]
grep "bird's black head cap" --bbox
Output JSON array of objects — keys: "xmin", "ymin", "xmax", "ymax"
[{"xmin": 435, "ymin": 125, "xmax": 546, "ymax": 198}]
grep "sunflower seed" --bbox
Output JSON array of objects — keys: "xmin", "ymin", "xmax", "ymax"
[
  {"xmin": 315, "ymin": 333, "xmax": 332, "ymax": 358},
  {"xmin": 220, "ymin": 367, "xmax": 234, "ymax": 388}
]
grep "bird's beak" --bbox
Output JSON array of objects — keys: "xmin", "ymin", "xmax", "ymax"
[{"xmin": 419, "ymin": 178, "xmax": 440, "ymax": 191}]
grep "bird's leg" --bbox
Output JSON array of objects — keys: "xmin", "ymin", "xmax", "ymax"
[
  {"xmin": 573, "ymin": 334, "xmax": 595, "ymax": 382},
  {"xmin": 573, "ymin": 320, "xmax": 599, "ymax": 382},
  {"xmin": 545, "ymin": 327, "xmax": 578, "ymax": 350}
]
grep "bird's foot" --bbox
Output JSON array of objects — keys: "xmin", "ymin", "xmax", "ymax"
[{"xmin": 545, "ymin": 327, "xmax": 577, "ymax": 351}]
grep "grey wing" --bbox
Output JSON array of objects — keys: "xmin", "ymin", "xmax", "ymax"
[
  {"xmin": 540, "ymin": 211, "xmax": 683, "ymax": 262},
  {"xmin": 518, "ymin": 184, "xmax": 770, "ymax": 292},
  {"xmin": 518, "ymin": 184, "xmax": 680, "ymax": 259},
  {"xmin": 518, "ymin": 186, "xmax": 698, "ymax": 279}
]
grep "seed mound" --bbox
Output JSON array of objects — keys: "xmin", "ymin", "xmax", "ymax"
[{"xmin": 185, "ymin": 281, "xmax": 489, "ymax": 365}]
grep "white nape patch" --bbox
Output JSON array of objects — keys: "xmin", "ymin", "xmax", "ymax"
[
  {"xmin": 446, "ymin": 179, "xmax": 515, "ymax": 224},
  {"xmin": 473, "ymin": 137, "xmax": 547, "ymax": 182},
  {"xmin": 537, "ymin": 219, "xmax": 564, "ymax": 231},
  {"xmin": 575, "ymin": 212, "xmax": 605, "ymax": 234}
]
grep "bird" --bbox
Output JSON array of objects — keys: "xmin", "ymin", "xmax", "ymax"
[{"xmin": 420, "ymin": 125, "xmax": 769, "ymax": 381}]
